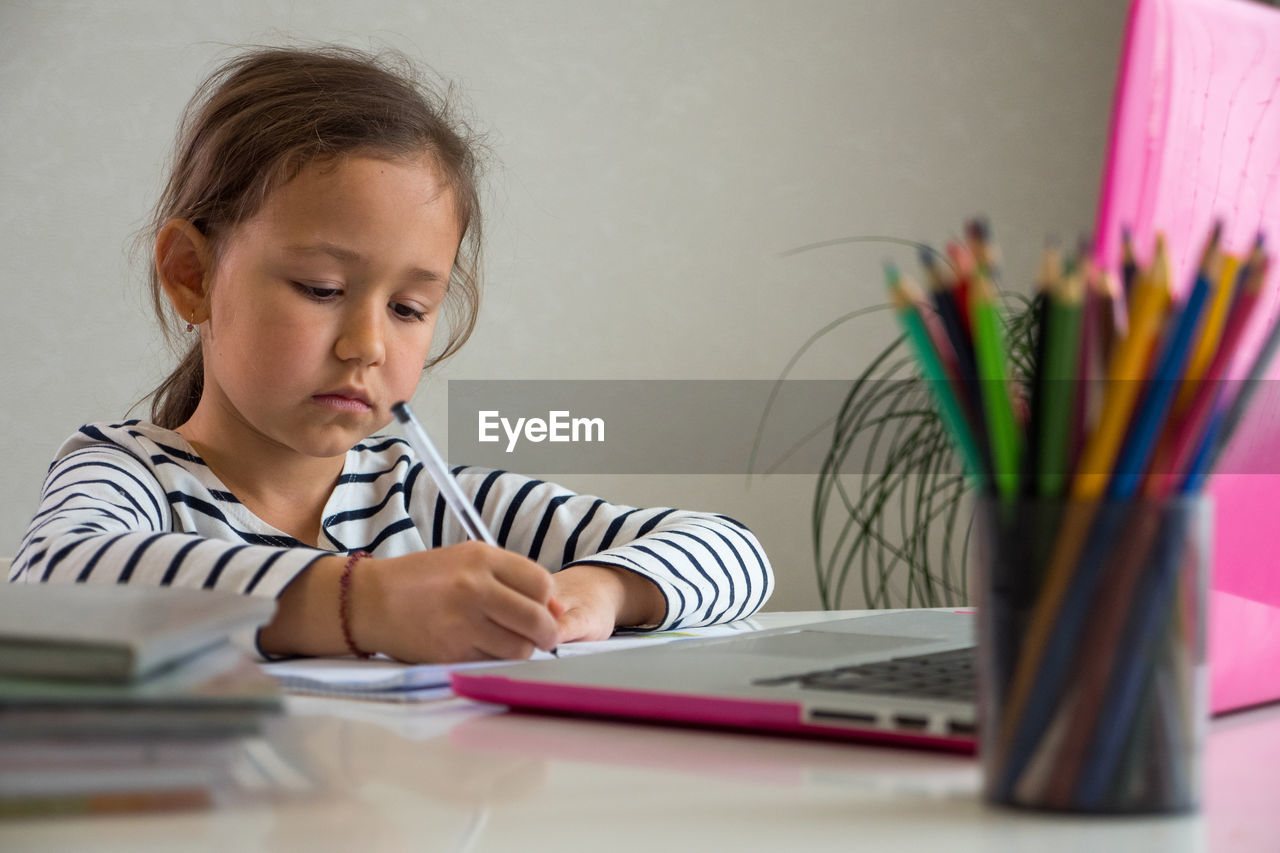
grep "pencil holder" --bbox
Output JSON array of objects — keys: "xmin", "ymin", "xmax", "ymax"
[{"xmin": 973, "ymin": 495, "xmax": 1211, "ymax": 813}]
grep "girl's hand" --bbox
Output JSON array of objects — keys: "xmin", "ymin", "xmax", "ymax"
[
  {"xmin": 550, "ymin": 563, "xmax": 666, "ymax": 644},
  {"xmin": 351, "ymin": 542, "xmax": 561, "ymax": 662}
]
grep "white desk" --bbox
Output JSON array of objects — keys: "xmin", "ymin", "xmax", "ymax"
[{"xmin": 2, "ymin": 612, "xmax": 1277, "ymax": 852}]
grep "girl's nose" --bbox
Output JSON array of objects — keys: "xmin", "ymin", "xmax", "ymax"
[{"xmin": 333, "ymin": 303, "xmax": 386, "ymax": 366}]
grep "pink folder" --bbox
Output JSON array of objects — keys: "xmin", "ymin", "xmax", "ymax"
[{"xmin": 1093, "ymin": 0, "xmax": 1280, "ymax": 714}]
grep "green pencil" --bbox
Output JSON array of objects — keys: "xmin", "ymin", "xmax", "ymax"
[
  {"xmin": 969, "ymin": 272, "xmax": 1024, "ymax": 502},
  {"xmin": 886, "ymin": 264, "xmax": 987, "ymax": 490},
  {"xmin": 1037, "ymin": 270, "xmax": 1083, "ymax": 497}
]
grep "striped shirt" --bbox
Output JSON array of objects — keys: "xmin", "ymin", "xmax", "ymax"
[{"xmin": 11, "ymin": 421, "xmax": 773, "ymax": 647}]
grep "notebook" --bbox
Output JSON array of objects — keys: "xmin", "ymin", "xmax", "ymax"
[
  {"xmin": 0, "ymin": 583, "xmax": 276, "ymax": 682},
  {"xmin": 452, "ymin": 610, "xmax": 979, "ymax": 752}
]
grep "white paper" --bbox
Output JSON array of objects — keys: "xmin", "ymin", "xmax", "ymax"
[{"xmin": 261, "ymin": 621, "xmax": 761, "ymax": 699}]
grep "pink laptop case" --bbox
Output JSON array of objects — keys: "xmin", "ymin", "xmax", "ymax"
[{"xmin": 1092, "ymin": 0, "xmax": 1280, "ymax": 714}]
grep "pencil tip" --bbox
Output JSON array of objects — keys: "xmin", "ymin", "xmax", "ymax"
[{"xmin": 884, "ymin": 260, "xmax": 901, "ymax": 285}]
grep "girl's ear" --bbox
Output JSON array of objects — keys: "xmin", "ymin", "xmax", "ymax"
[{"xmin": 155, "ymin": 219, "xmax": 213, "ymax": 325}]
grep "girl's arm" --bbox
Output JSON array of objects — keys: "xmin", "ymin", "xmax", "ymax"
[
  {"xmin": 411, "ymin": 466, "xmax": 775, "ymax": 635},
  {"xmin": 13, "ymin": 430, "xmax": 566, "ymax": 663},
  {"xmin": 11, "ymin": 437, "xmax": 326, "ymax": 598}
]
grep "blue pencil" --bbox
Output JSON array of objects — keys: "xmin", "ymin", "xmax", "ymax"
[
  {"xmin": 1107, "ymin": 267, "xmax": 1214, "ymax": 498},
  {"xmin": 1073, "ymin": 508, "xmax": 1188, "ymax": 806}
]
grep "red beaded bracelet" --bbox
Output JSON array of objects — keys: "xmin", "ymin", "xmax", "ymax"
[{"xmin": 338, "ymin": 550, "xmax": 373, "ymax": 659}]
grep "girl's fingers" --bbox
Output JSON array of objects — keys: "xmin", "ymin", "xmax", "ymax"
[
  {"xmin": 469, "ymin": 623, "xmax": 538, "ymax": 661},
  {"xmin": 486, "ymin": 549, "xmax": 555, "ymax": 603},
  {"xmin": 478, "ymin": 578, "xmax": 560, "ymax": 652}
]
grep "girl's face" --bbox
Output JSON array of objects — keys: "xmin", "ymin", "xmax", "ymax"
[{"xmin": 198, "ymin": 154, "xmax": 460, "ymax": 460}]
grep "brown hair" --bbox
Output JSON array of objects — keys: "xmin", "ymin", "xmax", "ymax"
[{"xmin": 143, "ymin": 45, "xmax": 487, "ymax": 428}]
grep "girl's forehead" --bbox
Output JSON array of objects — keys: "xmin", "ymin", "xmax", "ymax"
[
  {"xmin": 250, "ymin": 155, "xmax": 457, "ymax": 230},
  {"xmin": 225, "ymin": 154, "xmax": 462, "ymax": 275}
]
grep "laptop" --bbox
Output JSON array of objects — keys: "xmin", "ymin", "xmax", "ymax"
[{"xmin": 451, "ymin": 610, "xmax": 978, "ymax": 752}]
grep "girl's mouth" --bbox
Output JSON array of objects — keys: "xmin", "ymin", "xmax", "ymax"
[{"xmin": 312, "ymin": 394, "xmax": 372, "ymax": 413}]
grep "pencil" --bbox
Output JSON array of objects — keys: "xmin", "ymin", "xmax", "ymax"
[
  {"xmin": 994, "ymin": 236, "xmax": 1175, "ymax": 790},
  {"xmin": 886, "ymin": 264, "xmax": 988, "ymax": 489},
  {"xmin": 1174, "ymin": 252, "xmax": 1240, "ymax": 413},
  {"xmin": 966, "ymin": 216, "xmax": 1000, "ymax": 281},
  {"xmin": 392, "ymin": 401, "xmax": 562, "ymax": 656},
  {"xmin": 1036, "ymin": 267, "xmax": 1082, "ymax": 497},
  {"xmin": 1074, "ymin": 506, "xmax": 1189, "ymax": 807},
  {"xmin": 1042, "ymin": 502, "xmax": 1164, "ymax": 806},
  {"xmin": 1121, "ymin": 225, "xmax": 1139, "ymax": 307},
  {"xmin": 1145, "ymin": 245, "xmax": 1264, "ymax": 496},
  {"xmin": 946, "ymin": 240, "xmax": 976, "ymax": 334},
  {"xmin": 1108, "ymin": 227, "xmax": 1220, "ymax": 498},
  {"xmin": 1071, "ymin": 235, "xmax": 1172, "ymax": 498},
  {"xmin": 916, "ymin": 251, "xmax": 968, "ymax": 392},
  {"xmin": 392, "ymin": 401, "xmax": 497, "ymax": 546},
  {"xmin": 1024, "ymin": 240, "xmax": 1060, "ymax": 496},
  {"xmin": 969, "ymin": 270, "xmax": 1024, "ymax": 502},
  {"xmin": 1072, "ymin": 254, "xmax": 1098, "ymax": 475}
]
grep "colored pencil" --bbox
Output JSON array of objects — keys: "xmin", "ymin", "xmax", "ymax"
[
  {"xmin": 886, "ymin": 264, "xmax": 988, "ymax": 489},
  {"xmin": 1121, "ymin": 225, "xmax": 1139, "ymax": 306},
  {"xmin": 1074, "ymin": 506, "xmax": 1189, "ymax": 806},
  {"xmin": 969, "ymin": 270, "xmax": 1024, "ymax": 503},
  {"xmin": 1023, "ymin": 240, "xmax": 1060, "ymax": 496},
  {"xmin": 921, "ymin": 246, "xmax": 985, "ymax": 437},
  {"xmin": 1036, "ymin": 268, "xmax": 1082, "ymax": 497},
  {"xmin": 1072, "ymin": 254, "xmax": 1098, "ymax": 475},
  {"xmin": 890, "ymin": 219, "xmax": 1274, "ymax": 811},
  {"xmin": 1205, "ymin": 243, "xmax": 1275, "ymax": 471},
  {"xmin": 966, "ymin": 216, "xmax": 1000, "ymax": 280},
  {"xmin": 1042, "ymin": 502, "xmax": 1164, "ymax": 807},
  {"xmin": 1108, "ymin": 226, "xmax": 1220, "ymax": 497},
  {"xmin": 1175, "ymin": 253, "xmax": 1240, "ymax": 413},
  {"xmin": 1145, "ymin": 245, "xmax": 1264, "ymax": 496},
  {"xmin": 1071, "ymin": 235, "xmax": 1172, "ymax": 498},
  {"xmin": 946, "ymin": 240, "xmax": 976, "ymax": 334}
]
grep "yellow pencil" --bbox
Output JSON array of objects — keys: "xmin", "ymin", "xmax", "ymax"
[
  {"xmin": 1175, "ymin": 253, "xmax": 1240, "ymax": 412},
  {"xmin": 1070, "ymin": 235, "xmax": 1172, "ymax": 498}
]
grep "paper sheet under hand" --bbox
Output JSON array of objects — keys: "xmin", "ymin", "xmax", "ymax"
[{"xmin": 260, "ymin": 622, "xmax": 760, "ymax": 702}]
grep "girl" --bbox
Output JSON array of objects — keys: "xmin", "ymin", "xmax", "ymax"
[{"xmin": 9, "ymin": 46, "xmax": 772, "ymax": 663}]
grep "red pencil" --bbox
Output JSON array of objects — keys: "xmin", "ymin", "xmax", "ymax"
[{"xmin": 946, "ymin": 240, "xmax": 975, "ymax": 334}]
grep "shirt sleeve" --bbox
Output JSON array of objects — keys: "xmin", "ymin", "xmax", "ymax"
[
  {"xmin": 9, "ymin": 443, "xmax": 327, "ymax": 600},
  {"xmin": 413, "ymin": 466, "xmax": 774, "ymax": 630}
]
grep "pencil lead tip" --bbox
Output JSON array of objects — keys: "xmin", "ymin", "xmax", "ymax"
[{"xmin": 884, "ymin": 260, "xmax": 900, "ymax": 285}]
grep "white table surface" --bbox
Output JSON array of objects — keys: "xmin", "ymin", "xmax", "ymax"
[{"xmin": 2, "ymin": 611, "xmax": 1277, "ymax": 852}]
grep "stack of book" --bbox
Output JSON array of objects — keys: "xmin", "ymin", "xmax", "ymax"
[{"xmin": 0, "ymin": 583, "xmax": 285, "ymax": 816}]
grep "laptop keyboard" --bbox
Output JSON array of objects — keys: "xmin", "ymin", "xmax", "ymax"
[{"xmin": 751, "ymin": 647, "xmax": 975, "ymax": 702}]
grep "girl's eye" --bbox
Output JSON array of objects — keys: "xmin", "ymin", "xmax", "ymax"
[
  {"xmin": 391, "ymin": 302, "xmax": 429, "ymax": 323},
  {"xmin": 294, "ymin": 282, "xmax": 341, "ymax": 301}
]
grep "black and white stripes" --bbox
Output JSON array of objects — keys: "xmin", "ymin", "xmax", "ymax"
[{"xmin": 11, "ymin": 421, "xmax": 773, "ymax": 637}]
